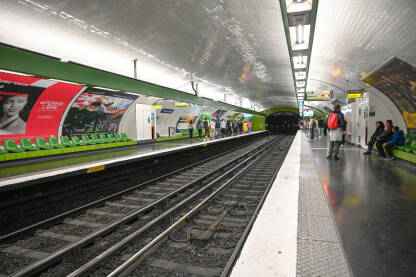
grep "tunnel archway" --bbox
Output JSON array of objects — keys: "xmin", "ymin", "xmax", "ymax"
[{"xmin": 266, "ymin": 111, "xmax": 300, "ymax": 135}]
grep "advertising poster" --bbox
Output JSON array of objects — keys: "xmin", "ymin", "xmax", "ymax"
[
  {"xmin": 363, "ymin": 57, "xmax": 416, "ymax": 134},
  {"xmin": 0, "ymin": 72, "xmax": 83, "ymax": 141},
  {"xmin": 62, "ymin": 88, "xmax": 138, "ymax": 136}
]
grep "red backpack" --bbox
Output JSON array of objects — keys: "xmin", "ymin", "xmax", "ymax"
[{"xmin": 327, "ymin": 113, "xmax": 338, "ymax": 129}]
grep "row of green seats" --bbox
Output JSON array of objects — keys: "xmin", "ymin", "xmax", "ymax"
[
  {"xmin": 396, "ymin": 134, "xmax": 416, "ymax": 153},
  {"xmin": 0, "ymin": 133, "xmax": 132, "ymax": 154}
]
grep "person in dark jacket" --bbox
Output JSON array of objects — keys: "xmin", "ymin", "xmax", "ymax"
[
  {"xmin": 375, "ymin": 120, "xmax": 393, "ymax": 157},
  {"xmin": 383, "ymin": 126, "xmax": 405, "ymax": 160},
  {"xmin": 317, "ymin": 118, "xmax": 324, "ymax": 137},
  {"xmin": 363, "ymin": 121, "xmax": 385, "ymax": 155}
]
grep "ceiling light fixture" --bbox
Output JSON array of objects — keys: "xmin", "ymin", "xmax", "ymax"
[{"xmin": 280, "ymin": 0, "xmax": 318, "ymax": 112}]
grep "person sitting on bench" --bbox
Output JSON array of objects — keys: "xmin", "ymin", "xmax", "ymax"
[{"xmin": 383, "ymin": 126, "xmax": 405, "ymax": 160}]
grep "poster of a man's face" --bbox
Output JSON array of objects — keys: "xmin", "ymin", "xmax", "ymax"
[
  {"xmin": 0, "ymin": 94, "xmax": 29, "ymax": 134},
  {"xmin": 0, "ymin": 79, "xmax": 44, "ymax": 136}
]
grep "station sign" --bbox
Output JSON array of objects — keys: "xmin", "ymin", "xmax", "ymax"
[
  {"xmin": 306, "ymin": 90, "xmax": 332, "ymax": 101},
  {"xmin": 347, "ymin": 90, "xmax": 364, "ymax": 99}
]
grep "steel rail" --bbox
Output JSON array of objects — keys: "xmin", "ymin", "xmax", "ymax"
[
  {"xmin": 0, "ymin": 136, "xmax": 260, "ymax": 243},
  {"xmin": 67, "ymin": 138, "xmax": 278, "ymax": 277},
  {"xmin": 105, "ymin": 140, "xmax": 276, "ymax": 277},
  {"xmin": 10, "ymin": 136, "xmax": 274, "ymax": 277}
]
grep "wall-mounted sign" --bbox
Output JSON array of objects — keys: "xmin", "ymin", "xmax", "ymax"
[
  {"xmin": 347, "ymin": 90, "xmax": 364, "ymax": 99},
  {"xmin": 303, "ymin": 110, "xmax": 314, "ymax": 117},
  {"xmin": 306, "ymin": 90, "xmax": 331, "ymax": 101}
]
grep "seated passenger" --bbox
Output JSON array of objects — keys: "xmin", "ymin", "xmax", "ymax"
[
  {"xmin": 363, "ymin": 121, "xmax": 385, "ymax": 155},
  {"xmin": 383, "ymin": 126, "xmax": 405, "ymax": 160},
  {"xmin": 375, "ymin": 120, "xmax": 393, "ymax": 158}
]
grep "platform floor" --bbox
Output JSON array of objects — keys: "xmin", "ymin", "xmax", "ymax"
[
  {"xmin": 231, "ymin": 131, "xmax": 416, "ymax": 277},
  {"xmin": 0, "ymin": 132, "xmax": 265, "ymax": 188},
  {"xmin": 308, "ymin": 134, "xmax": 416, "ymax": 277}
]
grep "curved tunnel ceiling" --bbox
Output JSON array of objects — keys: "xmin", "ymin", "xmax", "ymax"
[
  {"xmin": 307, "ymin": 0, "xmax": 416, "ymax": 110},
  {"xmin": 0, "ymin": 0, "xmax": 297, "ymax": 110}
]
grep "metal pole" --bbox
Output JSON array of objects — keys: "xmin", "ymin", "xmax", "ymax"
[{"xmin": 133, "ymin": 59, "xmax": 138, "ymax": 79}]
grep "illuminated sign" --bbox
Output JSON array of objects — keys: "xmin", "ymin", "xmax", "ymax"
[
  {"xmin": 347, "ymin": 90, "xmax": 364, "ymax": 99},
  {"xmin": 303, "ymin": 110, "xmax": 314, "ymax": 116}
]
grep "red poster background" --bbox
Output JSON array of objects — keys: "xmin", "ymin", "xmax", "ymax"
[{"xmin": 0, "ymin": 72, "xmax": 83, "ymax": 142}]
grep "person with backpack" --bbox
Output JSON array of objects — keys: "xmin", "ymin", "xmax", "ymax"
[
  {"xmin": 326, "ymin": 104, "xmax": 346, "ymax": 160},
  {"xmin": 363, "ymin": 121, "xmax": 385, "ymax": 155}
]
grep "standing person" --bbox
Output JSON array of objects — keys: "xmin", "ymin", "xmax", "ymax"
[
  {"xmin": 209, "ymin": 119, "xmax": 216, "ymax": 140},
  {"xmin": 197, "ymin": 120, "xmax": 203, "ymax": 140},
  {"xmin": 226, "ymin": 120, "xmax": 232, "ymax": 136},
  {"xmin": 318, "ymin": 118, "xmax": 324, "ymax": 137},
  {"xmin": 383, "ymin": 126, "xmax": 405, "ymax": 160},
  {"xmin": 188, "ymin": 120, "xmax": 194, "ymax": 142},
  {"xmin": 239, "ymin": 121, "xmax": 243, "ymax": 134},
  {"xmin": 215, "ymin": 118, "xmax": 221, "ymax": 138},
  {"xmin": 309, "ymin": 119, "xmax": 316, "ymax": 139},
  {"xmin": 363, "ymin": 121, "xmax": 385, "ymax": 155},
  {"xmin": 203, "ymin": 118, "xmax": 210, "ymax": 141},
  {"xmin": 376, "ymin": 120, "xmax": 393, "ymax": 158},
  {"xmin": 233, "ymin": 120, "xmax": 238, "ymax": 135},
  {"xmin": 242, "ymin": 121, "xmax": 248, "ymax": 134},
  {"xmin": 247, "ymin": 121, "xmax": 252, "ymax": 133},
  {"xmin": 326, "ymin": 104, "xmax": 346, "ymax": 160},
  {"xmin": 299, "ymin": 120, "xmax": 304, "ymax": 132},
  {"xmin": 220, "ymin": 119, "xmax": 227, "ymax": 137}
]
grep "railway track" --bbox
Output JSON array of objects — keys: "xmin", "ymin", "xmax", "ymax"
[{"xmin": 0, "ymin": 135, "xmax": 291, "ymax": 276}]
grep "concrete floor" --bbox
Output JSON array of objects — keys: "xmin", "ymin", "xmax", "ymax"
[{"xmin": 308, "ymin": 135, "xmax": 416, "ymax": 277}]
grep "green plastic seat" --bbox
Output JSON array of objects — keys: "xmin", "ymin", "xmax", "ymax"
[
  {"xmin": 20, "ymin": 138, "xmax": 39, "ymax": 151},
  {"xmin": 107, "ymin": 134, "xmax": 116, "ymax": 143},
  {"xmin": 0, "ymin": 147, "xmax": 7, "ymax": 154},
  {"xmin": 114, "ymin": 133, "xmax": 122, "ymax": 142},
  {"xmin": 61, "ymin": 136, "xmax": 76, "ymax": 147},
  {"xmin": 70, "ymin": 136, "xmax": 84, "ymax": 146},
  {"xmin": 120, "ymin": 133, "xmax": 131, "ymax": 141},
  {"xmin": 99, "ymin": 134, "xmax": 109, "ymax": 143},
  {"xmin": 48, "ymin": 137, "xmax": 65, "ymax": 148},
  {"xmin": 90, "ymin": 134, "xmax": 102, "ymax": 144},
  {"xmin": 81, "ymin": 134, "xmax": 96, "ymax": 145},
  {"xmin": 35, "ymin": 137, "xmax": 53, "ymax": 150},
  {"xmin": 4, "ymin": 140, "xmax": 23, "ymax": 153}
]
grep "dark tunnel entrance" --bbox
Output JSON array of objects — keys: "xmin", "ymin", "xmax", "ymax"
[{"xmin": 266, "ymin": 111, "xmax": 300, "ymax": 135}]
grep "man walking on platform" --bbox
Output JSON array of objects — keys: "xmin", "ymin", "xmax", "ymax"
[{"xmin": 326, "ymin": 104, "xmax": 346, "ymax": 160}]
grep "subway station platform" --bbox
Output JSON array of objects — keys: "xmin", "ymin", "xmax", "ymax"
[
  {"xmin": 0, "ymin": 131, "xmax": 266, "ymax": 190},
  {"xmin": 230, "ymin": 132, "xmax": 416, "ymax": 277}
]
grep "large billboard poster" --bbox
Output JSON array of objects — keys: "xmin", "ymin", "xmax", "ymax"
[
  {"xmin": 0, "ymin": 72, "xmax": 82, "ymax": 141},
  {"xmin": 62, "ymin": 88, "xmax": 138, "ymax": 136},
  {"xmin": 363, "ymin": 57, "xmax": 416, "ymax": 134}
]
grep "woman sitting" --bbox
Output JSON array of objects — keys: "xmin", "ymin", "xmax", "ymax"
[{"xmin": 363, "ymin": 121, "xmax": 385, "ymax": 155}]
